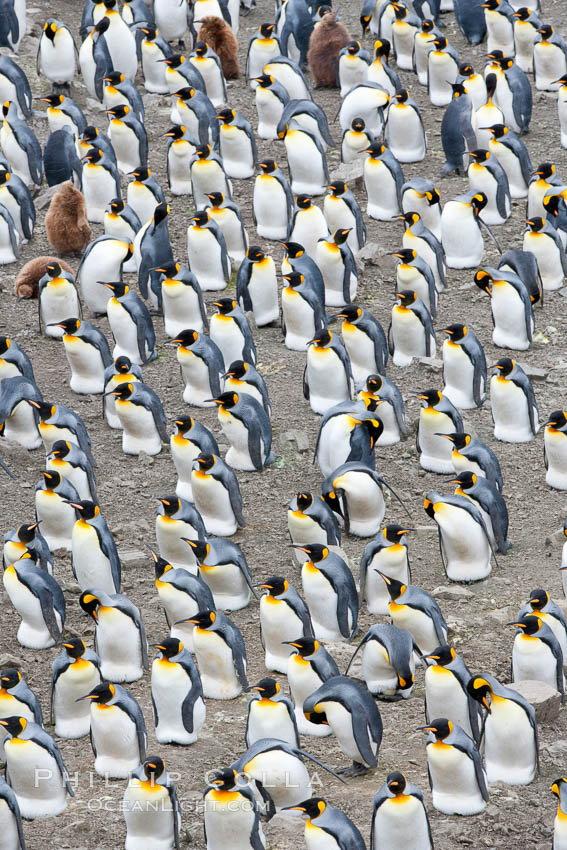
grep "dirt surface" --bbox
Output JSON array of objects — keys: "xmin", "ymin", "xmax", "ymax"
[{"xmin": 1, "ymin": 0, "xmax": 567, "ymax": 848}]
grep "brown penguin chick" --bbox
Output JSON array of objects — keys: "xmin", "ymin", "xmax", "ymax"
[
  {"xmin": 307, "ymin": 14, "xmax": 351, "ymax": 87},
  {"xmin": 195, "ymin": 17, "xmax": 239, "ymax": 79},
  {"xmin": 45, "ymin": 181, "xmax": 92, "ymax": 256},
  {"xmin": 14, "ymin": 256, "xmax": 75, "ymax": 299}
]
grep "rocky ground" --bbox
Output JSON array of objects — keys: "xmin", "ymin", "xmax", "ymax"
[{"xmin": 1, "ymin": 0, "xmax": 567, "ymax": 848}]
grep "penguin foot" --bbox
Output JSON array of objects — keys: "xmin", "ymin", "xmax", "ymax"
[{"xmin": 338, "ymin": 762, "xmax": 370, "ymax": 777}]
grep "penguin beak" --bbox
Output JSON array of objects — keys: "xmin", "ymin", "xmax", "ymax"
[
  {"xmin": 151, "ymin": 644, "xmax": 168, "ymax": 651},
  {"xmin": 418, "ymin": 725, "xmax": 437, "ymax": 732},
  {"xmin": 435, "ymin": 433, "xmax": 454, "ymax": 441},
  {"xmin": 439, "ymin": 327, "xmax": 453, "ymax": 334},
  {"xmin": 283, "ymin": 806, "xmax": 307, "ymax": 812},
  {"xmin": 180, "ymin": 537, "xmax": 198, "ymax": 548},
  {"xmin": 75, "ymin": 694, "xmax": 99, "ymax": 702},
  {"xmin": 328, "ymin": 313, "xmax": 348, "ymax": 321},
  {"xmin": 206, "ymin": 398, "xmax": 224, "ymax": 405},
  {"xmin": 289, "ymin": 544, "xmax": 310, "ymax": 553},
  {"xmin": 174, "ymin": 618, "xmax": 198, "ymax": 625},
  {"xmin": 506, "ymin": 622, "xmax": 526, "ymax": 628},
  {"xmin": 466, "ymin": 152, "xmax": 478, "ymax": 158},
  {"xmin": 0, "ymin": 721, "xmax": 8, "ymax": 727},
  {"xmin": 374, "ymin": 570, "xmax": 391, "ymax": 584}
]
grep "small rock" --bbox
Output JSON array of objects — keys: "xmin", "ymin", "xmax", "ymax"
[
  {"xmin": 432, "ymin": 585, "xmax": 475, "ymax": 601},
  {"xmin": 329, "ymin": 160, "xmax": 364, "ymax": 188},
  {"xmin": 138, "ymin": 452, "xmax": 154, "ymax": 466},
  {"xmin": 0, "ymin": 653, "xmax": 24, "ymax": 669},
  {"xmin": 488, "ymin": 605, "xmax": 515, "ymax": 624},
  {"xmin": 416, "ymin": 356, "xmax": 443, "ymax": 371},
  {"xmin": 507, "ymin": 680, "xmax": 561, "ymax": 722},
  {"xmin": 356, "ymin": 243, "xmax": 386, "ymax": 265},
  {"xmin": 283, "ymin": 429, "xmax": 309, "ymax": 452},
  {"xmin": 543, "ymin": 739, "xmax": 567, "ymax": 759},
  {"xmin": 119, "ymin": 549, "xmax": 147, "ymax": 564},
  {"xmin": 35, "ymin": 183, "xmax": 63, "ymax": 210},
  {"xmin": 517, "ymin": 362, "xmax": 548, "ymax": 380}
]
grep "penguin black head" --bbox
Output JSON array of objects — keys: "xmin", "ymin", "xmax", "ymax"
[
  {"xmin": 154, "ymin": 261, "xmax": 180, "ymax": 278},
  {"xmin": 295, "ymin": 492, "xmax": 314, "ymax": 511},
  {"xmin": 282, "ymin": 272, "xmax": 304, "ymax": 289},
  {"xmin": 61, "ymin": 638, "xmax": 87, "ymax": 660},
  {"xmin": 82, "ymin": 147, "xmax": 104, "ymax": 164},
  {"xmin": 383, "ymin": 524, "xmax": 412, "ymax": 544},
  {"xmin": 246, "ymin": 246, "xmax": 265, "ymax": 263},
  {"xmin": 82, "ymin": 125, "xmax": 100, "ymax": 144},
  {"xmin": 152, "ymin": 203, "xmax": 170, "ymax": 227},
  {"xmin": 486, "ymin": 123, "xmax": 507, "ymax": 139},
  {"xmin": 468, "ymin": 149, "xmax": 490, "ymax": 164},
  {"xmin": 375, "ymin": 572, "xmax": 406, "ymax": 600},
  {"xmin": 50, "ymin": 317, "xmax": 81, "ymax": 335},
  {"xmin": 425, "ymin": 644, "xmax": 456, "ymax": 667},
  {"xmin": 421, "ymin": 718, "xmax": 452, "ymax": 739},
  {"xmin": 308, "ymin": 330, "xmax": 332, "ymax": 348},
  {"xmin": 395, "ymin": 290, "xmax": 417, "ymax": 308},
  {"xmin": 0, "ymin": 717, "xmax": 27, "ymax": 738},
  {"xmin": 44, "ymin": 261, "xmax": 63, "ymax": 278},
  {"xmin": 259, "ymin": 159, "xmax": 277, "ymax": 174},
  {"xmin": 114, "ymin": 356, "xmax": 133, "ymax": 373},
  {"xmin": 109, "ymin": 382, "xmax": 135, "ymax": 401},
  {"xmin": 283, "ymin": 636, "xmax": 319, "ymax": 656},
  {"xmin": 103, "ymin": 0, "xmax": 117, "ymax": 8},
  {"xmin": 327, "ymin": 180, "xmax": 347, "ymax": 196},
  {"xmin": 140, "ymin": 24, "xmax": 158, "ymax": 40},
  {"xmin": 538, "ymin": 24, "xmax": 553, "ymax": 40},
  {"xmin": 351, "ymin": 117, "xmax": 366, "ymax": 133},
  {"xmin": 526, "ymin": 217, "xmax": 545, "ymax": 232},
  {"xmin": 552, "ymin": 779, "xmax": 567, "ymax": 800},
  {"xmin": 173, "ymin": 415, "xmax": 194, "ymax": 435},
  {"xmin": 224, "ymin": 360, "xmax": 248, "ymax": 380},
  {"xmin": 331, "ymin": 305, "xmax": 362, "ymax": 323},
  {"xmin": 543, "ymin": 194, "xmax": 562, "ymax": 217},
  {"xmin": 281, "ymin": 241, "xmax": 305, "ymax": 259},
  {"xmin": 174, "ymin": 86, "xmax": 196, "ymax": 102},
  {"xmin": 450, "ymin": 82, "xmax": 467, "ymax": 98},
  {"xmin": 440, "ymin": 323, "xmax": 467, "ymax": 342},
  {"xmin": 0, "ymin": 669, "xmax": 22, "ymax": 691},
  {"xmin": 79, "ymin": 682, "xmax": 115, "ymax": 704},
  {"xmin": 216, "ymin": 108, "xmax": 236, "ymax": 127},
  {"xmin": 421, "ymin": 19, "xmax": 435, "ymax": 33},
  {"xmin": 0, "ymin": 170, "xmax": 10, "ymax": 186},
  {"xmin": 363, "ymin": 142, "xmax": 386, "ymax": 158},
  {"xmin": 210, "ymin": 391, "xmax": 240, "ymax": 410},
  {"xmin": 332, "ymin": 228, "xmax": 351, "ymax": 245},
  {"xmin": 43, "ymin": 19, "xmax": 58, "ymax": 41},
  {"xmin": 397, "ymin": 211, "xmax": 420, "ymax": 227},
  {"xmin": 373, "ymin": 38, "xmax": 390, "ymax": 59},
  {"xmin": 130, "ymin": 167, "xmax": 150, "ymax": 181},
  {"xmin": 80, "ymin": 591, "xmax": 101, "ymax": 620},
  {"xmin": 40, "ymin": 94, "xmax": 65, "ymax": 107},
  {"xmin": 292, "ymin": 543, "xmax": 328, "ymax": 563},
  {"xmin": 466, "ymin": 676, "xmax": 493, "ymax": 711},
  {"xmin": 285, "ymin": 798, "xmax": 326, "ymax": 818},
  {"xmin": 258, "ymin": 576, "xmax": 288, "ymax": 596},
  {"xmin": 247, "ymin": 677, "xmax": 280, "ymax": 698},
  {"xmin": 416, "ymin": 389, "xmax": 442, "ymax": 408},
  {"xmin": 545, "ymin": 411, "xmax": 567, "ymax": 431},
  {"xmin": 394, "ymin": 89, "xmax": 409, "ymax": 104},
  {"xmin": 254, "ymin": 73, "xmax": 274, "ymax": 88},
  {"xmin": 391, "ymin": 248, "xmax": 416, "ymax": 264},
  {"xmin": 42, "ymin": 470, "xmax": 62, "ymax": 489},
  {"xmin": 206, "ymin": 192, "xmax": 224, "ymax": 208},
  {"xmin": 180, "ymin": 609, "xmax": 216, "ymax": 629},
  {"xmin": 449, "ymin": 471, "xmax": 476, "ymax": 491},
  {"xmin": 182, "ymin": 537, "xmax": 209, "ymax": 562},
  {"xmin": 480, "ymin": 0, "xmax": 499, "ymax": 8},
  {"xmin": 0, "ymin": 336, "xmax": 11, "ymax": 355},
  {"xmin": 431, "ymin": 35, "xmax": 448, "ymax": 50},
  {"xmin": 142, "ymin": 757, "xmax": 165, "ymax": 782},
  {"xmin": 15, "ymin": 523, "xmax": 40, "ymax": 544},
  {"xmin": 103, "ymin": 71, "xmax": 125, "ymax": 86},
  {"xmin": 212, "ymin": 298, "xmax": 236, "ymax": 316},
  {"xmin": 470, "ymin": 192, "xmax": 488, "ymax": 215},
  {"xmin": 493, "ymin": 357, "xmax": 514, "ymax": 377},
  {"xmin": 194, "ymin": 41, "xmax": 208, "ymax": 56},
  {"xmin": 512, "ymin": 6, "xmax": 531, "ymax": 20},
  {"xmin": 296, "ymin": 194, "xmax": 313, "ymax": 210},
  {"xmin": 259, "ymin": 23, "xmax": 275, "ymax": 38},
  {"xmin": 459, "ymin": 62, "xmax": 474, "ymax": 77},
  {"xmin": 164, "ymin": 54, "xmax": 185, "ymax": 69},
  {"xmin": 162, "ymin": 125, "xmax": 186, "ymax": 141},
  {"xmin": 487, "ymin": 49, "xmax": 505, "ymax": 65},
  {"xmin": 148, "ymin": 547, "xmax": 173, "ymax": 579},
  {"xmin": 508, "ymin": 615, "xmax": 542, "ymax": 635},
  {"xmin": 474, "ymin": 268, "xmax": 493, "ymax": 294},
  {"xmin": 528, "ymin": 589, "xmax": 550, "ymax": 610},
  {"xmin": 208, "ymin": 768, "xmax": 238, "ymax": 791},
  {"xmin": 152, "ymin": 637, "xmax": 183, "ymax": 658},
  {"xmin": 387, "ymin": 772, "xmax": 407, "ymax": 794},
  {"xmin": 27, "ymin": 399, "xmax": 53, "ymax": 420},
  {"xmin": 50, "ymin": 439, "xmax": 72, "ymax": 459},
  {"xmin": 68, "ymin": 500, "xmax": 100, "ymax": 520},
  {"xmin": 191, "ymin": 210, "xmax": 209, "ymax": 227},
  {"xmin": 194, "ymin": 453, "xmax": 215, "ymax": 472},
  {"xmin": 158, "ymin": 497, "xmax": 181, "ymax": 518},
  {"xmin": 553, "ymin": 75, "xmax": 567, "ymax": 87},
  {"xmin": 93, "ymin": 16, "xmax": 111, "ymax": 35},
  {"xmin": 393, "ymin": 3, "xmax": 408, "ymax": 19},
  {"xmin": 169, "ymin": 329, "xmax": 199, "ymax": 348},
  {"xmin": 365, "ymin": 374, "xmax": 384, "ymax": 394},
  {"xmin": 346, "ymin": 41, "xmax": 360, "ymax": 55},
  {"xmin": 101, "ymin": 280, "xmax": 128, "ymax": 297}
]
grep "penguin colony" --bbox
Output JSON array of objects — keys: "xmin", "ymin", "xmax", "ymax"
[{"xmin": 1, "ymin": 0, "xmax": 567, "ymax": 847}]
